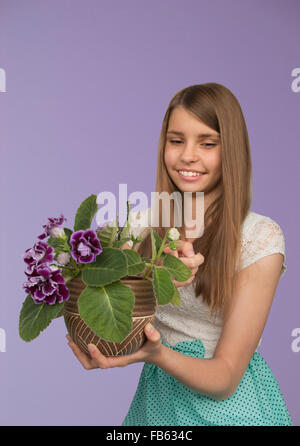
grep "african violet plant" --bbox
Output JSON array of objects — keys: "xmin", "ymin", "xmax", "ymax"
[{"xmin": 19, "ymin": 194, "xmax": 191, "ymax": 343}]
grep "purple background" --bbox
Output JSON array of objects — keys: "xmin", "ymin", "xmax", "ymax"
[{"xmin": 0, "ymin": 0, "xmax": 299, "ymax": 426}]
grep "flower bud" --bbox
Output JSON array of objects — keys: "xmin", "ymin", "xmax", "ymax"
[
  {"xmin": 167, "ymin": 228, "xmax": 180, "ymax": 241},
  {"xmin": 168, "ymin": 240, "xmax": 179, "ymax": 250},
  {"xmin": 57, "ymin": 252, "xmax": 71, "ymax": 266},
  {"xmin": 49, "ymin": 265, "xmax": 60, "ymax": 272},
  {"xmin": 49, "ymin": 226, "xmax": 66, "ymax": 239}
]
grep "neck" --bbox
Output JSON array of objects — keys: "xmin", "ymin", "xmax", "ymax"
[{"xmin": 181, "ymin": 184, "xmax": 222, "ymax": 239}]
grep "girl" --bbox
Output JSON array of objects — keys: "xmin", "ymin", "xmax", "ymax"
[{"xmin": 67, "ymin": 83, "xmax": 293, "ymax": 426}]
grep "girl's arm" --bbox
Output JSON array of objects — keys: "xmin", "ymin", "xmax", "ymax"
[
  {"xmin": 212, "ymin": 252, "xmax": 284, "ymax": 398},
  {"xmin": 151, "ymin": 252, "xmax": 284, "ymax": 401},
  {"xmin": 149, "ymin": 343, "xmax": 233, "ymax": 401}
]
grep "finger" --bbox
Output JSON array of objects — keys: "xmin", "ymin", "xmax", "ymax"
[
  {"xmin": 175, "ymin": 256, "xmax": 198, "ymax": 270},
  {"xmin": 172, "ymin": 274, "xmax": 195, "ymax": 287},
  {"xmin": 194, "ymin": 252, "xmax": 205, "ymax": 266},
  {"xmin": 191, "ymin": 255, "xmax": 204, "ymax": 268},
  {"xmin": 67, "ymin": 339, "xmax": 95, "ymax": 369},
  {"xmin": 176, "ymin": 277, "xmax": 194, "ymax": 287},
  {"xmin": 177, "ymin": 240, "xmax": 195, "ymax": 257},
  {"xmin": 144, "ymin": 323, "xmax": 161, "ymax": 343},
  {"xmin": 190, "ymin": 267, "xmax": 198, "ymax": 275},
  {"xmin": 87, "ymin": 344, "xmax": 112, "ymax": 368},
  {"xmin": 163, "ymin": 246, "xmax": 179, "ymax": 258},
  {"xmin": 87, "ymin": 344, "xmax": 133, "ymax": 369},
  {"xmin": 177, "ymin": 252, "xmax": 205, "ymax": 268}
]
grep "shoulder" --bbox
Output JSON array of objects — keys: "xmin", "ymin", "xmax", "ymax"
[
  {"xmin": 242, "ymin": 210, "xmax": 285, "ymax": 241},
  {"xmin": 240, "ymin": 211, "xmax": 286, "ymax": 277}
]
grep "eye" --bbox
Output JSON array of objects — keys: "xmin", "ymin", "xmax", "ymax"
[
  {"xmin": 202, "ymin": 143, "xmax": 216, "ymax": 148},
  {"xmin": 169, "ymin": 140, "xmax": 182, "ymax": 145},
  {"xmin": 168, "ymin": 140, "xmax": 216, "ymax": 147}
]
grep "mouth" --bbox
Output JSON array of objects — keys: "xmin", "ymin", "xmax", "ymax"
[{"xmin": 177, "ymin": 169, "xmax": 207, "ymax": 181}]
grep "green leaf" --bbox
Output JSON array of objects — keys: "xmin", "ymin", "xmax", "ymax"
[
  {"xmin": 150, "ymin": 230, "xmax": 167, "ymax": 260},
  {"xmin": 64, "ymin": 228, "xmax": 73, "ymax": 243},
  {"xmin": 162, "ymin": 254, "xmax": 191, "ymax": 282},
  {"xmin": 81, "ymin": 247, "xmax": 128, "ymax": 286},
  {"xmin": 118, "ymin": 225, "xmax": 131, "ymax": 241},
  {"xmin": 118, "ymin": 200, "xmax": 131, "ymax": 241},
  {"xmin": 78, "ymin": 281, "xmax": 135, "ymax": 342},
  {"xmin": 113, "ymin": 236, "xmax": 132, "ymax": 248},
  {"xmin": 47, "ymin": 236, "xmax": 67, "ymax": 252},
  {"xmin": 74, "ymin": 194, "xmax": 98, "ymax": 231},
  {"xmin": 150, "ymin": 228, "xmax": 157, "ymax": 262},
  {"xmin": 19, "ymin": 295, "xmax": 64, "ymax": 342},
  {"xmin": 143, "ymin": 257, "xmax": 152, "ymax": 263},
  {"xmin": 53, "ymin": 303, "xmax": 66, "ymax": 318},
  {"xmin": 152, "ymin": 230, "xmax": 163, "ymax": 253},
  {"xmin": 61, "ymin": 268, "xmax": 81, "ymax": 282},
  {"xmin": 170, "ymin": 286, "xmax": 181, "ymax": 306},
  {"xmin": 96, "ymin": 221, "xmax": 119, "ymax": 248},
  {"xmin": 152, "ymin": 266, "xmax": 175, "ymax": 305},
  {"xmin": 122, "ymin": 249, "xmax": 146, "ymax": 276}
]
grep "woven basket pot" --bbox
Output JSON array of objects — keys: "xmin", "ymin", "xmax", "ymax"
[{"xmin": 64, "ymin": 276, "xmax": 157, "ymax": 357}]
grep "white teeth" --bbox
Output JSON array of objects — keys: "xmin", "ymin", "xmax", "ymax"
[{"xmin": 179, "ymin": 170, "xmax": 203, "ymax": 177}]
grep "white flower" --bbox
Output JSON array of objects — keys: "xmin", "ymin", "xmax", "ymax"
[
  {"xmin": 49, "ymin": 226, "xmax": 65, "ymax": 238},
  {"xmin": 128, "ymin": 209, "xmax": 149, "ymax": 235},
  {"xmin": 57, "ymin": 252, "xmax": 71, "ymax": 266},
  {"xmin": 49, "ymin": 265, "xmax": 59, "ymax": 272},
  {"xmin": 167, "ymin": 228, "xmax": 180, "ymax": 241}
]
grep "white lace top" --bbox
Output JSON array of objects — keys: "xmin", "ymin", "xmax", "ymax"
[{"xmin": 127, "ymin": 208, "xmax": 287, "ymax": 359}]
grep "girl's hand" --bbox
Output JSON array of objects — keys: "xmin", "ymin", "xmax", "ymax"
[
  {"xmin": 66, "ymin": 323, "xmax": 162, "ymax": 370},
  {"xmin": 163, "ymin": 240, "xmax": 204, "ymax": 287}
]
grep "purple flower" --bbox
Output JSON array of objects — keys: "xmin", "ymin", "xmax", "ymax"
[
  {"xmin": 23, "ymin": 241, "xmax": 54, "ymax": 274},
  {"xmin": 23, "ymin": 264, "xmax": 69, "ymax": 305},
  {"xmin": 38, "ymin": 214, "xmax": 67, "ymax": 240},
  {"xmin": 70, "ymin": 229, "xmax": 102, "ymax": 263}
]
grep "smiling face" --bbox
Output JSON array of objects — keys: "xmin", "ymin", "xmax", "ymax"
[{"xmin": 164, "ymin": 106, "xmax": 222, "ymax": 214}]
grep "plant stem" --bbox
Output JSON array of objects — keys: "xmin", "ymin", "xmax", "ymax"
[
  {"xmin": 50, "ymin": 263, "xmax": 68, "ymax": 270},
  {"xmin": 153, "ymin": 231, "xmax": 169, "ymax": 264},
  {"xmin": 49, "ymin": 263, "xmax": 81, "ymax": 273},
  {"xmin": 131, "ymin": 240, "xmax": 138, "ymax": 250},
  {"xmin": 142, "ymin": 264, "xmax": 152, "ymax": 280},
  {"xmin": 142, "ymin": 231, "xmax": 169, "ymax": 279}
]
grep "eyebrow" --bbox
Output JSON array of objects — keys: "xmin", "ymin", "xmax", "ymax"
[{"xmin": 167, "ymin": 130, "xmax": 220, "ymax": 139}]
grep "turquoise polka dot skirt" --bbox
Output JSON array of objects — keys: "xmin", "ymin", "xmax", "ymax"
[{"xmin": 122, "ymin": 339, "xmax": 293, "ymax": 426}]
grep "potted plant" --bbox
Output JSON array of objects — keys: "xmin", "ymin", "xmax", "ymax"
[{"xmin": 19, "ymin": 194, "xmax": 191, "ymax": 356}]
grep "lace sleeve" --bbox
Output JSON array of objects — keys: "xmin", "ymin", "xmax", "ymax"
[{"xmin": 240, "ymin": 216, "xmax": 287, "ymax": 278}]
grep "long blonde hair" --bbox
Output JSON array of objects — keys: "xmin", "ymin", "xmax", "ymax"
[{"xmin": 136, "ymin": 83, "xmax": 253, "ymax": 319}]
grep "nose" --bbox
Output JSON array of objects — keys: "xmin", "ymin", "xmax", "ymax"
[{"xmin": 180, "ymin": 142, "xmax": 199, "ymax": 163}]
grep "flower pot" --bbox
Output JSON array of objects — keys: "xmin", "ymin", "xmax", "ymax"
[{"xmin": 64, "ymin": 276, "xmax": 157, "ymax": 357}]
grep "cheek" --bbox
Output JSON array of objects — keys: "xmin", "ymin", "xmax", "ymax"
[
  {"xmin": 164, "ymin": 147, "xmax": 175, "ymax": 168},
  {"xmin": 207, "ymin": 152, "xmax": 222, "ymax": 172}
]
